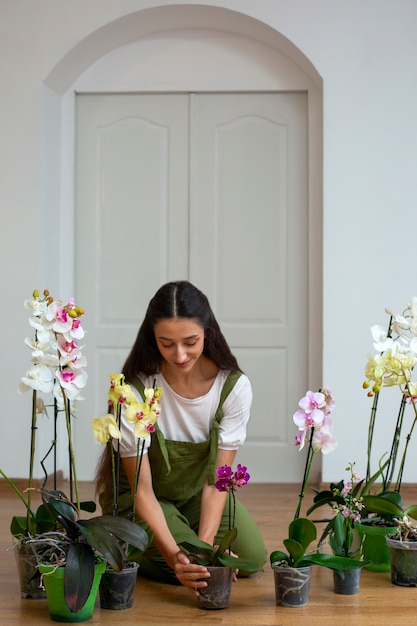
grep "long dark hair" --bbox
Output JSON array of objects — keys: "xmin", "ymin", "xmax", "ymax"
[
  {"xmin": 122, "ymin": 280, "xmax": 240, "ymax": 380},
  {"xmin": 96, "ymin": 281, "xmax": 240, "ymax": 502}
]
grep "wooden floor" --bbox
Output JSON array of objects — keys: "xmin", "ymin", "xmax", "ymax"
[{"xmin": 1, "ymin": 481, "xmax": 417, "ymax": 625}]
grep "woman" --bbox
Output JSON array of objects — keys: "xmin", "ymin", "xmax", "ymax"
[{"xmin": 96, "ymin": 281, "xmax": 266, "ymax": 593}]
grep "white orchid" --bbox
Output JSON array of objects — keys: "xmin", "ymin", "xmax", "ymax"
[
  {"xmin": 44, "ymin": 300, "xmax": 74, "ymax": 334},
  {"xmin": 24, "ymin": 295, "xmax": 49, "ymax": 317},
  {"xmin": 15, "ymin": 290, "xmax": 88, "ymax": 518},
  {"xmin": 370, "ymin": 324, "xmax": 394, "ymax": 352},
  {"xmin": 18, "ymin": 364, "xmax": 54, "ymax": 394},
  {"xmin": 19, "ymin": 291, "xmax": 87, "ymax": 401}
]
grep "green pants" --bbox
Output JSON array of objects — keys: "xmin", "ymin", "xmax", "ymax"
[{"xmin": 137, "ymin": 491, "xmax": 267, "ymax": 584}]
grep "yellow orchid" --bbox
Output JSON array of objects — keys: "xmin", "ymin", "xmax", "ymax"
[
  {"xmin": 94, "ymin": 373, "xmax": 162, "ymax": 520},
  {"xmin": 92, "ymin": 414, "xmax": 122, "ymax": 444},
  {"xmin": 108, "ymin": 372, "xmax": 125, "ymax": 406},
  {"xmin": 132, "ymin": 416, "xmax": 157, "ymax": 440},
  {"xmin": 125, "ymin": 390, "xmax": 160, "ymax": 440},
  {"xmin": 111, "ymin": 383, "xmax": 137, "ymax": 408}
]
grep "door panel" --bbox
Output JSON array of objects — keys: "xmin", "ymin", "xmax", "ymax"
[
  {"xmin": 75, "ymin": 92, "xmax": 308, "ymax": 481},
  {"xmin": 189, "ymin": 93, "xmax": 308, "ymax": 480},
  {"xmin": 75, "ymin": 94, "xmax": 190, "ymax": 477}
]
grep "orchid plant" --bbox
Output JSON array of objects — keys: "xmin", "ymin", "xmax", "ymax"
[
  {"xmin": 270, "ymin": 390, "xmax": 367, "ymax": 572},
  {"xmin": 0, "ymin": 289, "xmax": 88, "ymax": 536},
  {"xmin": 363, "ymin": 297, "xmax": 417, "ymax": 493},
  {"xmin": 92, "ymin": 373, "xmax": 161, "ymax": 520},
  {"xmin": 176, "ymin": 463, "xmax": 261, "ymax": 571},
  {"xmin": 215, "ymin": 463, "xmax": 250, "ymax": 535},
  {"xmin": 307, "ymin": 462, "xmax": 367, "ymax": 559}
]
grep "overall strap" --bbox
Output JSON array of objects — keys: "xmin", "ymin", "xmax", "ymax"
[
  {"xmin": 213, "ymin": 370, "xmax": 242, "ymax": 423},
  {"xmin": 207, "ymin": 370, "xmax": 242, "ymax": 484},
  {"xmin": 130, "ymin": 377, "xmax": 145, "ymax": 397}
]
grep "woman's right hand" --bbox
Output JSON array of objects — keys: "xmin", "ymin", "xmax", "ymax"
[{"xmin": 173, "ymin": 550, "xmax": 211, "ymax": 595}]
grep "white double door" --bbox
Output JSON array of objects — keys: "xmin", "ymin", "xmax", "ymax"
[{"xmin": 75, "ymin": 91, "xmax": 308, "ymax": 482}]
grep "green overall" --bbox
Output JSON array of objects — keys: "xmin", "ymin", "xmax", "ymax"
[{"xmin": 103, "ymin": 371, "xmax": 267, "ymax": 583}]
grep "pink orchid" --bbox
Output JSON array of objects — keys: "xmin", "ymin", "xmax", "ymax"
[{"xmin": 312, "ymin": 425, "xmax": 338, "ymax": 455}]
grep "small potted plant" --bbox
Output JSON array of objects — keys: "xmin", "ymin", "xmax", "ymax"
[
  {"xmin": 270, "ymin": 389, "xmax": 367, "ymax": 607},
  {"xmin": 176, "ymin": 463, "xmax": 262, "ymax": 610},
  {"xmin": 363, "ymin": 299, "xmax": 417, "ymax": 492},
  {"xmin": 36, "ymin": 487, "xmax": 149, "ymax": 621},
  {"xmin": 92, "ymin": 373, "xmax": 159, "ymax": 610},
  {"xmin": 360, "ymin": 491, "xmax": 417, "ymax": 586},
  {"xmin": 306, "ymin": 462, "xmax": 372, "ymax": 594},
  {"xmin": 0, "ymin": 290, "xmax": 89, "ymax": 599},
  {"xmin": 359, "ymin": 297, "xmax": 417, "ymax": 571}
]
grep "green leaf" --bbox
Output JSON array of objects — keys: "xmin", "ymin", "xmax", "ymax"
[
  {"xmin": 304, "ymin": 553, "xmax": 371, "ymax": 571},
  {"xmin": 77, "ymin": 520, "xmax": 124, "ymax": 571},
  {"xmin": 87, "ymin": 515, "xmax": 149, "ymax": 552},
  {"xmin": 40, "ymin": 488, "xmax": 79, "ymax": 523},
  {"xmin": 363, "ymin": 494, "xmax": 403, "ymax": 517},
  {"xmin": 79, "ymin": 500, "xmax": 97, "ymax": 514},
  {"xmin": 377, "ymin": 491, "xmax": 403, "ymax": 506},
  {"xmin": 317, "ymin": 518, "xmax": 336, "ymax": 547},
  {"xmin": 64, "ymin": 543, "xmax": 95, "ymax": 613},
  {"xmin": 35, "ymin": 505, "xmax": 56, "ymax": 533},
  {"xmin": 175, "ymin": 535, "xmax": 214, "ymax": 565},
  {"xmin": 10, "ymin": 516, "xmax": 28, "ymax": 536},
  {"xmin": 269, "ymin": 550, "xmax": 289, "ymax": 565},
  {"xmin": 283, "ymin": 538, "xmax": 305, "ymax": 566},
  {"xmin": 289, "ymin": 517, "xmax": 316, "ymax": 552},
  {"xmin": 360, "ymin": 458, "xmax": 390, "ymax": 496},
  {"xmin": 404, "ymin": 505, "xmax": 417, "ymax": 520},
  {"xmin": 333, "ymin": 512, "xmax": 345, "ymax": 547},
  {"xmin": 176, "ymin": 533, "xmax": 214, "ymax": 554},
  {"xmin": 176, "ymin": 529, "xmax": 261, "ymax": 570},
  {"xmin": 216, "ymin": 527, "xmax": 237, "ymax": 556},
  {"xmin": 307, "ymin": 493, "xmax": 345, "ymax": 516},
  {"xmin": 217, "ymin": 553, "xmax": 262, "ymax": 571}
]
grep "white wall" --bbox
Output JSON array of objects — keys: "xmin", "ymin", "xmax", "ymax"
[{"xmin": 1, "ymin": 0, "xmax": 416, "ymax": 484}]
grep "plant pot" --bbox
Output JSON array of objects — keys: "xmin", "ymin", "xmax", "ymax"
[
  {"xmin": 14, "ymin": 539, "xmax": 46, "ymax": 599},
  {"xmin": 99, "ymin": 562, "xmax": 139, "ymax": 610},
  {"xmin": 272, "ymin": 563, "xmax": 311, "ymax": 607},
  {"xmin": 39, "ymin": 559, "xmax": 106, "ymax": 622},
  {"xmin": 354, "ymin": 522, "xmax": 398, "ymax": 572},
  {"xmin": 333, "ymin": 568, "xmax": 361, "ymax": 595},
  {"xmin": 386, "ymin": 536, "xmax": 417, "ymax": 587},
  {"xmin": 197, "ymin": 566, "xmax": 233, "ymax": 610}
]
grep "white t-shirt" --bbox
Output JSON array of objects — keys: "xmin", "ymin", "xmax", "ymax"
[{"xmin": 117, "ymin": 370, "xmax": 252, "ymax": 458}]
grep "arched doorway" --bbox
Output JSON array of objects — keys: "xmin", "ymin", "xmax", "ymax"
[{"xmin": 41, "ymin": 4, "xmax": 323, "ymax": 482}]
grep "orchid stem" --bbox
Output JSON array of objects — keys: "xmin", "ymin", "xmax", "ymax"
[
  {"xmin": 27, "ymin": 389, "xmax": 37, "ymax": 533},
  {"xmin": 294, "ymin": 427, "xmax": 315, "ymax": 520},
  {"xmin": 395, "ymin": 383, "xmax": 417, "ymax": 491},
  {"xmin": 132, "ymin": 439, "xmax": 145, "ymax": 522},
  {"xmin": 367, "ymin": 316, "xmax": 392, "ymax": 483},
  {"xmin": 63, "ymin": 390, "xmax": 79, "ymax": 509},
  {"xmin": 384, "ymin": 395, "xmax": 406, "ymax": 491},
  {"xmin": 366, "ymin": 391, "xmax": 380, "ymax": 482}
]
